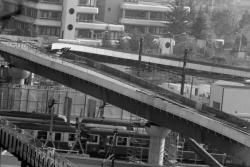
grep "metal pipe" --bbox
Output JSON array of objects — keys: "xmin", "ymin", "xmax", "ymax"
[
  {"xmin": 137, "ymin": 37, "xmax": 143, "ymax": 76},
  {"xmin": 190, "ymin": 77, "xmax": 194, "ymax": 99}
]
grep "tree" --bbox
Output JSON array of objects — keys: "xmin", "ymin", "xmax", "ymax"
[
  {"xmin": 191, "ymin": 9, "xmax": 211, "ymax": 39},
  {"xmin": 233, "ymin": 32, "xmax": 248, "ymax": 52},
  {"xmin": 165, "ymin": 0, "xmax": 192, "ymax": 35},
  {"xmin": 128, "ymin": 31, "xmax": 157, "ymax": 54},
  {"xmin": 116, "ymin": 29, "xmax": 142, "ymax": 53},
  {"xmin": 211, "ymin": 9, "xmax": 238, "ymax": 39},
  {"xmin": 239, "ymin": 10, "xmax": 250, "ymax": 29},
  {"xmin": 128, "ymin": 29, "xmax": 143, "ymax": 52},
  {"xmin": 117, "ymin": 30, "xmax": 157, "ymax": 54},
  {"xmin": 142, "ymin": 33, "xmax": 158, "ymax": 54}
]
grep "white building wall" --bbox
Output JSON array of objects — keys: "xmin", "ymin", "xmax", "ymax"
[
  {"xmin": 222, "ymin": 88, "xmax": 250, "ymax": 116},
  {"xmin": 61, "ymin": 0, "xmax": 78, "ymax": 39},
  {"xmin": 209, "ymin": 84, "xmax": 223, "ymax": 110}
]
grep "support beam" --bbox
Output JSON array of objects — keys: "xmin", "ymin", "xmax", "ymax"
[{"xmin": 187, "ymin": 138, "xmax": 224, "ymax": 167}]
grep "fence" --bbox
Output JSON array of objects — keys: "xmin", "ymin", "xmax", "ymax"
[{"xmin": 0, "ymin": 84, "xmax": 142, "ymax": 121}]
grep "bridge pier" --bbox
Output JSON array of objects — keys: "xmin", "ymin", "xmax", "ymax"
[
  {"xmin": 7, "ymin": 67, "xmax": 30, "ymax": 85},
  {"xmin": 146, "ymin": 125, "xmax": 170, "ymax": 166}
]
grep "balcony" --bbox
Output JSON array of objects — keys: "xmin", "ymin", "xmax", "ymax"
[
  {"xmin": 76, "ymin": 22, "xmax": 124, "ymax": 31},
  {"xmin": 76, "ymin": 6, "xmax": 98, "ymax": 14},
  {"xmin": 78, "ymin": 0, "xmax": 96, "ymax": 7},
  {"xmin": 14, "ymin": 15, "xmax": 61, "ymax": 26},
  {"xmin": 120, "ymin": 3, "xmax": 171, "ymax": 12},
  {"xmin": 120, "ymin": 18, "xmax": 166, "ymax": 27},
  {"xmin": 39, "ymin": 0, "xmax": 62, "ymax": 4},
  {"xmin": 23, "ymin": 0, "xmax": 62, "ymax": 10},
  {"xmin": 2, "ymin": 0, "xmax": 18, "ymax": 4}
]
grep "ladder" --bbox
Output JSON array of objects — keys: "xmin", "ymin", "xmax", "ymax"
[
  {"xmin": 71, "ymin": 118, "xmax": 85, "ymax": 154},
  {"xmin": 176, "ymin": 135, "xmax": 185, "ymax": 162}
]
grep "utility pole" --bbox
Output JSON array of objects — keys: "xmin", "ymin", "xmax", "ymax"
[
  {"xmin": 137, "ymin": 37, "xmax": 143, "ymax": 76},
  {"xmin": 44, "ymin": 98, "xmax": 56, "ymax": 148},
  {"xmin": 189, "ymin": 76, "xmax": 194, "ymax": 99},
  {"xmin": 180, "ymin": 49, "xmax": 188, "ymax": 95}
]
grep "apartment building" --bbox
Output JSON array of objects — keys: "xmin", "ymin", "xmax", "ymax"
[
  {"xmin": 96, "ymin": 0, "xmax": 179, "ymax": 36},
  {"xmin": 120, "ymin": 0, "xmax": 170, "ymax": 35},
  {"xmin": 2, "ymin": 0, "xmax": 124, "ymax": 40}
]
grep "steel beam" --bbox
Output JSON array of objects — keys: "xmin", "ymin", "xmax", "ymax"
[{"xmin": 187, "ymin": 138, "xmax": 224, "ymax": 167}]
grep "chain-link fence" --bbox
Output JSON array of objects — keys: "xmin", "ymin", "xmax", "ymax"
[{"xmin": 0, "ymin": 84, "xmax": 143, "ymax": 121}]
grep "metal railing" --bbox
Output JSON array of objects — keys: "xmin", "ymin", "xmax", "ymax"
[{"xmin": 0, "ymin": 116, "xmax": 80, "ymax": 167}]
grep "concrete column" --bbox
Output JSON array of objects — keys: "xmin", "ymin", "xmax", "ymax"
[
  {"xmin": 26, "ymin": 73, "xmax": 34, "ymax": 86},
  {"xmin": 122, "ymin": 9, "xmax": 125, "ymax": 18},
  {"xmin": 90, "ymin": 30, "xmax": 94, "ymax": 39},
  {"xmin": 7, "ymin": 68, "xmax": 30, "ymax": 85},
  {"xmin": 146, "ymin": 125, "xmax": 170, "ymax": 166},
  {"xmin": 147, "ymin": 11, "xmax": 150, "ymax": 20}
]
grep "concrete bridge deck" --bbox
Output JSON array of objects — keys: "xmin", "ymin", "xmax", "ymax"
[
  {"xmin": 0, "ymin": 40, "xmax": 250, "ymax": 165},
  {"xmin": 52, "ymin": 42, "xmax": 250, "ymax": 81}
]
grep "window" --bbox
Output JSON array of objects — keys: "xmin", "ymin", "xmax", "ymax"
[
  {"xmin": 195, "ymin": 88, "xmax": 199, "ymax": 96},
  {"xmin": 40, "ymin": 10, "xmax": 61, "ymax": 20},
  {"xmin": 38, "ymin": 26, "xmax": 60, "ymax": 36},
  {"xmin": 107, "ymin": 136, "xmax": 114, "ymax": 145},
  {"xmin": 125, "ymin": 0, "xmax": 138, "ymax": 2},
  {"xmin": 79, "ymin": 0, "xmax": 89, "ymax": 6},
  {"xmin": 117, "ymin": 137, "xmax": 128, "ymax": 146},
  {"xmin": 130, "ymin": 138, "xmax": 150, "ymax": 148},
  {"xmin": 40, "ymin": 0, "xmax": 62, "ymax": 4},
  {"xmin": 69, "ymin": 8, "xmax": 75, "ymax": 14},
  {"xmin": 37, "ymin": 131, "xmax": 47, "ymax": 140},
  {"xmin": 88, "ymin": 134, "xmax": 99, "ymax": 144},
  {"xmin": 68, "ymin": 133, "xmax": 75, "ymax": 141},
  {"xmin": 78, "ymin": 0, "xmax": 96, "ymax": 6},
  {"xmin": 55, "ymin": 133, "xmax": 61, "ymax": 141},
  {"xmin": 76, "ymin": 13, "xmax": 94, "ymax": 22},
  {"xmin": 125, "ymin": 25, "xmax": 146, "ymax": 34},
  {"xmin": 21, "ymin": 7, "xmax": 37, "ymax": 18},
  {"xmin": 213, "ymin": 101, "xmax": 221, "ymax": 110},
  {"xmin": 76, "ymin": 29, "xmax": 92, "ymax": 38},
  {"xmin": 124, "ymin": 10, "xmax": 147, "ymax": 19},
  {"xmin": 150, "ymin": 12, "xmax": 166, "ymax": 21}
]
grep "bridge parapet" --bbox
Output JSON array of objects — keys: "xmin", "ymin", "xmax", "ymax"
[{"xmin": 0, "ymin": 116, "xmax": 79, "ymax": 167}]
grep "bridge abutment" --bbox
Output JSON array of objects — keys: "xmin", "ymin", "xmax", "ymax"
[{"xmin": 146, "ymin": 125, "xmax": 170, "ymax": 166}]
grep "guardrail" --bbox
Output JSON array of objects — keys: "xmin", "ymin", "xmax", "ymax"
[{"xmin": 0, "ymin": 116, "xmax": 80, "ymax": 167}]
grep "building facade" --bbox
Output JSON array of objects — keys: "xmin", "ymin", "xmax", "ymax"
[
  {"xmin": 2, "ymin": 0, "xmax": 124, "ymax": 40},
  {"xmin": 96, "ymin": 0, "xmax": 191, "ymax": 36},
  {"xmin": 209, "ymin": 80, "xmax": 250, "ymax": 121},
  {"xmin": 96, "ymin": 0, "xmax": 171, "ymax": 36},
  {"xmin": 120, "ymin": 1, "xmax": 169, "ymax": 35}
]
